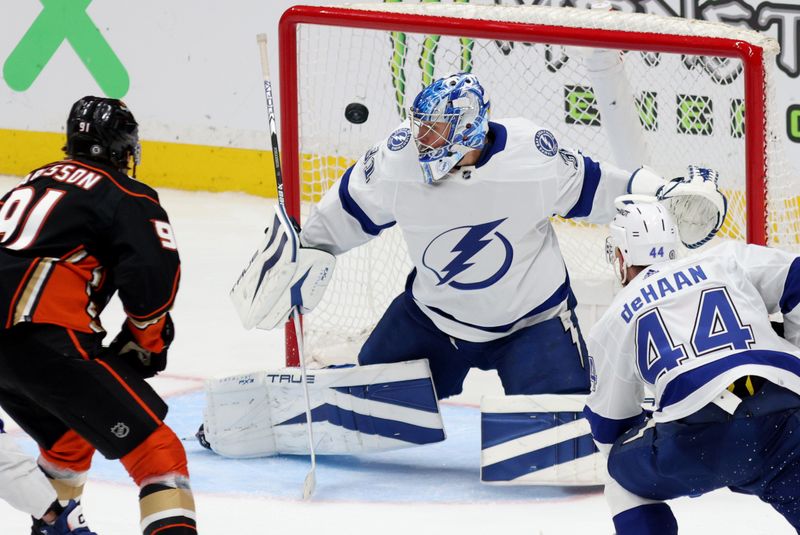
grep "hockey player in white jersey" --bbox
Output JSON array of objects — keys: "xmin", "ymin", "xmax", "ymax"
[
  {"xmin": 585, "ymin": 200, "xmax": 800, "ymax": 534},
  {"xmin": 0, "ymin": 419, "xmax": 96, "ymax": 534},
  {"xmin": 234, "ymin": 72, "xmax": 726, "ymax": 403}
]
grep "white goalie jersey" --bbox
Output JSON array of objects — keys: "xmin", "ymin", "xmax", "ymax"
[
  {"xmin": 585, "ymin": 241, "xmax": 800, "ymax": 448},
  {"xmin": 300, "ymin": 118, "xmax": 632, "ymax": 342}
]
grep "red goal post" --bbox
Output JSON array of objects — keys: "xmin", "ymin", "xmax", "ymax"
[{"xmin": 278, "ymin": 3, "xmax": 789, "ymax": 366}]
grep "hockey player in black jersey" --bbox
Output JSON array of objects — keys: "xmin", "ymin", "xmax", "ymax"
[{"xmin": 0, "ymin": 97, "xmax": 197, "ymax": 535}]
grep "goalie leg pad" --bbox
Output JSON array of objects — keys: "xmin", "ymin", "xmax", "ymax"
[
  {"xmin": 480, "ymin": 395, "xmax": 607, "ymax": 486},
  {"xmin": 202, "ymin": 359, "xmax": 445, "ymax": 458}
]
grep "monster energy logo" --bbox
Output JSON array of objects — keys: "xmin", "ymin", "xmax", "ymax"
[
  {"xmin": 386, "ymin": 0, "xmax": 798, "ymax": 145},
  {"xmin": 3, "ymin": 0, "xmax": 129, "ymax": 98},
  {"xmin": 677, "ymin": 95, "xmax": 714, "ymax": 136},
  {"xmin": 387, "ymin": 0, "xmax": 473, "ymax": 119},
  {"xmin": 636, "ymin": 91, "xmax": 659, "ymax": 131},
  {"xmin": 564, "ymin": 86, "xmax": 600, "ymax": 126},
  {"xmin": 384, "ymin": 0, "xmax": 745, "ymax": 140}
]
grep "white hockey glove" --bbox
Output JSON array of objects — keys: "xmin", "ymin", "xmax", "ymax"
[
  {"xmin": 656, "ymin": 166, "xmax": 728, "ymax": 249},
  {"xmin": 628, "ymin": 165, "xmax": 727, "ymax": 249},
  {"xmin": 230, "ymin": 205, "xmax": 335, "ymax": 330}
]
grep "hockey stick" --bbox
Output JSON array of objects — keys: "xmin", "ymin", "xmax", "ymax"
[{"xmin": 256, "ymin": 32, "xmax": 317, "ymax": 500}]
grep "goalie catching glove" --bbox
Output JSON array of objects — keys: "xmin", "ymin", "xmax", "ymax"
[
  {"xmin": 629, "ymin": 165, "xmax": 727, "ymax": 249},
  {"xmin": 230, "ymin": 204, "xmax": 335, "ymax": 330}
]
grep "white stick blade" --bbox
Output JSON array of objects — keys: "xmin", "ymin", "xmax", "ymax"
[{"xmin": 303, "ymin": 472, "xmax": 316, "ymax": 500}]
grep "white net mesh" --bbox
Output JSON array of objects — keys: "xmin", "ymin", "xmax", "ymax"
[{"xmin": 286, "ymin": 3, "xmax": 794, "ymax": 364}]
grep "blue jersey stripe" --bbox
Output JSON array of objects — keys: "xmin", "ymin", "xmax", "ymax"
[
  {"xmin": 584, "ymin": 405, "xmax": 645, "ymax": 445},
  {"xmin": 565, "ymin": 155, "xmax": 602, "ymax": 219},
  {"xmin": 474, "ymin": 122, "xmax": 508, "ymax": 168},
  {"xmin": 405, "ymin": 269, "xmax": 571, "ymax": 333},
  {"xmin": 780, "ymin": 257, "xmax": 800, "ymax": 314},
  {"xmin": 338, "ymin": 166, "xmax": 396, "ymax": 236},
  {"xmin": 659, "ymin": 349, "xmax": 800, "ymax": 409}
]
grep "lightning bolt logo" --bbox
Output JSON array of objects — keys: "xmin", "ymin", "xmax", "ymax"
[
  {"xmin": 561, "ymin": 313, "xmax": 585, "ymax": 369},
  {"xmin": 423, "ymin": 218, "xmax": 514, "ymax": 291}
]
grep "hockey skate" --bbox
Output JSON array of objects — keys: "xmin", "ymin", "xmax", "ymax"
[{"xmin": 31, "ymin": 500, "xmax": 97, "ymax": 535}]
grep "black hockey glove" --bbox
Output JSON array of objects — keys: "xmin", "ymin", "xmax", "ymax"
[{"xmin": 107, "ymin": 315, "xmax": 174, "ymax": 378}]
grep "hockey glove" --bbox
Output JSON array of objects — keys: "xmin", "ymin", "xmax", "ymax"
[
  {"xmin": 230, "ymin": 204, "xmax": 336, "ymax": 330},
  {"xmin": 107, "ymin": 315, "xmax": 174, "ymax": 378},
  {"xmin": 656, "ymin": 166, "xmax": 728, "ymax": 249},
  {"xmin": 31, "ymin": 499, "xmax": 97, "ymax": 535}
]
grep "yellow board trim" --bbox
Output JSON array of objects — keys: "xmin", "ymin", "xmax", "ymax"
[
  {"xmin": 0, "ymin": 129, "xmax": 277, "ymax": 197},
  {"xmin": 4, "ymin": 129, "xmax": 800, "ymax": 247}
]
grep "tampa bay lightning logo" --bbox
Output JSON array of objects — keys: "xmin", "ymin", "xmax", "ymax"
[
  {"xmin": 422, "ymin": 219, "xmax": 513, "ymax": 290},
  {"xmin": 534, "ymin": 129, "xmax": 558, "ymax": 157},
  {"xmin": 387, "ymin": 128, "xmax": 411, "ymax": 151}
]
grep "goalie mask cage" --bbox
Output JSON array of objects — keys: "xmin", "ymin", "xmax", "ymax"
[{"xmin": 278, "ymin": 2, "xmax": 796, "ymax": 366}]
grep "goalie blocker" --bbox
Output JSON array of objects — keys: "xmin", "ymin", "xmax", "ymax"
[{"xmin": 230, "ymin": 204, "xmax": 335, "ymax": 330}]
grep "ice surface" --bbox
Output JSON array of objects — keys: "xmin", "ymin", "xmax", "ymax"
[{"xmin": 0, "ymin": 177, "xmax": 792, "ymax": 534}]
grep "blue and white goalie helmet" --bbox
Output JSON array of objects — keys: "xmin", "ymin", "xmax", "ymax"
[
  {"xmin": 410, "ymin": 73, "xmax": 490, "ymax": 183},
  {"xmin": 606, "ymin": 197, "xmax": 680, "ymax": 282}
]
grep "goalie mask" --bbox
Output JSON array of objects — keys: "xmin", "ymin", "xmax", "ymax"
[
  {"xmin": 65, "ymin": 96, "xmax": 141, "ymax": 176},
  {"xmin": 606, "ymin": 199, "xmax": 679, "ymax": 283},
  {"xmin": 410, "ymin": 73, "xmax": 490, "ymax": 183}
]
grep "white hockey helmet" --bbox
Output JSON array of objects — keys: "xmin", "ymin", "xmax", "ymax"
[{"xmin": 606, "ymin": 197, "xmax": 680, "ymax": 269}]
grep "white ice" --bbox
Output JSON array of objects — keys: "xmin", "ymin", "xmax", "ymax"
[{"xmin": 0, "ymin": 176, "xmax": 792, "ymax": 534}]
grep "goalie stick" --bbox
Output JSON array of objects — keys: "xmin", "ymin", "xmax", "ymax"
[{"xmin": 256, "ymin": 32, "xmax": 317, "ymax": 500}]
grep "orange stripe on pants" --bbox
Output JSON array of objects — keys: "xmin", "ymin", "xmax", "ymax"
[
  {"xmin": 121, "ymin": 424, "xmax": 188, "ymax": 486},
  {"xmin": 39, "ymin": 429, "xmax": 94, "ymax": 473},
  {"xmin": 151, "ymin": 523, "xmax": 197, "ymax": 534}
]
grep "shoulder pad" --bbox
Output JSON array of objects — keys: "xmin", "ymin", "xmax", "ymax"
[
  {"xmin": 385, "ymin": 127, "xmax": 413, "ymax": 153},
  {"xmin": 496, "ymin": 118, "xmax": 560, "ymax": 162},
  {"xmin": 356, "ymin": 125, "xmax": 423, "ymax": 184},
  {"xmin": 532, "ymin": 128, "xmax": 560, "ymax": 158}
]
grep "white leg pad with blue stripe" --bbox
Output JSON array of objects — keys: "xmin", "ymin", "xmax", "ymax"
[
  {"xmin": 203, "ymin": 359, "xmax": 445, "ymax": 457},
  {"xmin": 480, "ymin": 395, "xmax": 607, "ymax": 486}
]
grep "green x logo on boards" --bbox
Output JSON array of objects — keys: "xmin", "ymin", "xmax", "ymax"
[{"xmin": 4, "ymin": 0, "xmax": 129, "ymax": 98}]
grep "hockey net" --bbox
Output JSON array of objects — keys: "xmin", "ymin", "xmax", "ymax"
[{"xmin": 278, "ymin": 2, "xmax": 797, "ymax": 366}]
